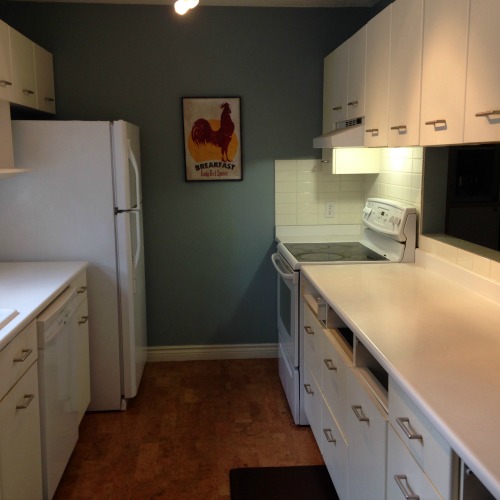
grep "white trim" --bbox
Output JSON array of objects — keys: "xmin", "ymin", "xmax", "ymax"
[{"xmin": 147, "ymin": 343, "xmax": 279, "ymax": 362}]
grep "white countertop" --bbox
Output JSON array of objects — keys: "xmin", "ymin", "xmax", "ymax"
[
  {"xmin": 301, "ymin": 250, "xmax": 500, "ymax": 498},
  {"xmin": 0, "ymin": 261, "xmax": 88, "ymax": 350}
]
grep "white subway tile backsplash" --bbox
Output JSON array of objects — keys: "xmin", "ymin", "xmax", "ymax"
[
  {"xmin": 275, "ymin": 181, "xmax": 297, "ymax": 193},
  {"xmin": 275, "ymin": 170, "xmax": 297, "ymax": 182},
  {"xmin": 275, "ymin": 192, "xmax": 297, "ymax": 204}
]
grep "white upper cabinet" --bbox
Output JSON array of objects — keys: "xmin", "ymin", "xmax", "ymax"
[
  {"xmin": 323, "ymin": 40, "xmax": 348, "ymax": 131},
  {"xmin": 34, "ymin": 44, "xmax": 56, "ymax": 114},
  {"xmin": 0, "ymin": 20, "xmax": 13, "ymax": 101},
  {"xmin": 388, "ymin": 0, "xmax": 424, "ymax": 147},
  {"xmin": 346, "ymin": 25, "xmax": 366, "ymax": 120},
  {"xmin": 463, "ymin": 0, "xmax": 500, "ymax": 144},
  {"xmin": 364, "ymin": 5, "xmax": 391, "ymax": 147},
  {"xmin": 9, "ymin": 27, "xmax": 37, "ymax": 109},
  {"xmin": 420, "ymin": 0, "xmax": 469, "ymax": 146}
]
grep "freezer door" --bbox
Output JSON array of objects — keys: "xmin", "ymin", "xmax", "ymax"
[{"xmin": 113, "ymin": 121, "xmax": 147, "ymax": 401}]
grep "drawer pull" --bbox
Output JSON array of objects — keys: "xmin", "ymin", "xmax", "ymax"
[
  {"xmin": 323, "ymin": 428, "xmax": 336, "ymax": 444},
  {"xmin": 475, "ymin": 110, "xmax": 500, "ymax": 117},
  {"xmin": 323, "ymin": 359, "xmax": 337, "ymax": 371},
  {"xmin": 16, "ymin": 394, "xmax": 35, "ymax": 410},
  {"xmin": 304, "ymin": 384, "xmax": 314, "ymax": 395},
  {"xmin": 78, "ymin": 315, "xmax": 89, "ymax": 325},
  {"xmin": 351, "ymin": 405, "xmax": 369, "ymax": 422},
  {"xmin": 366, "ymin": 128, "xmax": 379, "ymax": 134},
  {"xmin": 394, "ymin": 474, "xmax": 420, "ymax": 500},
  {"xmin": 396, "ymin": 417, "xmax": 423, "ymax": 440},
  {"xmin": 13, "ymin": 349, "xmax": 32, "ymax": 363},
  {"xmin": 347, "ymin": 100, "xmax": 358, "ymax": 106},
  {"xmin": 390, "ymin": 125, "xmax": 407, "ymax": 133},
  {"xmin": 304, "ymin": 326, "xmax": 314, "ymax": 335},
  {"xmin": 22, "ymin": 89, "xmax": 35, "ymax": 95},
  {"xmin": 425, "ymin": 119, "xmax": 447, "ymax": 126},
  {"xmin": 0, "ymin": 80, "xmax": 12, "ymax": 87},
  {"xmin": 44, "ymin": 97, "xmax": 55, "ymax": 102},
  {"xmin": 77, "ymin": 286, "xmax": 87, "ymax": 294},
  {"xmin": 332, "ymin": 106, "xmax": 342, "ymax": 111}
]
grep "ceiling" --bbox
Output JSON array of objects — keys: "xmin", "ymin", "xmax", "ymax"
[{"xmin": 9, "ymin": 0, "xmax": 380, "ymax": 6}]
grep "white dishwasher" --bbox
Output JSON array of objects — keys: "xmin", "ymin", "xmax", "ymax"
[{"xmin": 37, "ymin": 286, "xmax": 80, "ymax": 500}]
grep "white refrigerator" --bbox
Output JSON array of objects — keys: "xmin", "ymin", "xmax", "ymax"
[{"xmin": 0, "ymin": 120, "xmax": 147, "ymax": 411}]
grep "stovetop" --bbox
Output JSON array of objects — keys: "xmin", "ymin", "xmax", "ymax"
[{"xmin": 282, "ymin": 242, "xmax": 388, "ymax": 263}]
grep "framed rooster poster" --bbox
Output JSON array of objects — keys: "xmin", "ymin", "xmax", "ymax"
[{"xmin": 182, "ymin": 97, "xmax": 242, "ymax": 181}]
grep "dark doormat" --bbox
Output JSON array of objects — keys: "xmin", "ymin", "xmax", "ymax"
[{"xmin": 229, "ymin": 465, "xmax": 339, "ymax": 500}]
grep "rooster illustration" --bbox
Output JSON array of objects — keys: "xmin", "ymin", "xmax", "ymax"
[{"xmin": 190, "ymin": 102, "xmax": 235, "ymax": 162}]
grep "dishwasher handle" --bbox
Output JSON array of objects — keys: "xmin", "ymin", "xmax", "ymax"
[{"xmin": 36, "ymin": 286, "xmax": 78, "ymax": 346}]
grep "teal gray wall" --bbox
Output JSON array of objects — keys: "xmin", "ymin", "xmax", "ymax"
[{"xmin": 0, "ymin": 2, "xmax": 376, "ymax": 347}]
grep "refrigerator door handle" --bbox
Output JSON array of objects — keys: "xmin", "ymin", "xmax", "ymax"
[
  {"xmin": 132, "ymin": 210, "xmax": 141, "ymax": 270},
  {"xmin": 128, "ymin": 140, "xmax": 141, "ymax": 209}
]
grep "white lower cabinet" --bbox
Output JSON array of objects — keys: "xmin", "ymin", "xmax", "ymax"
[
  {"xmin": 387, "ymin": 425, "xmax": 442, "ymax": 500},
  {"xmin": 321, "ymin": 399, "xmax": 348, "ymax": 500},
  {"xmin": 347, "ymin": 367, "xmax": 387, "ymax": 500},
  {"xmin": 303, "ymin": 366, "xmax": 322, "ymax": 445},
  {"xmin": 0, "ymin": 361, "xmax": 43, "ymax": 499}
]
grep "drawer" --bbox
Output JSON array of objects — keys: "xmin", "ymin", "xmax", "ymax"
[
  {"xmin": 0, "ymin": 321, "xmax": 37, "ymax": 401},
  {"xmin": 389, "ymin": 378, "xmax": 457, "ymax": 499},
  {"xmin": 303, "ymin": 304, "xmax": 323, "ymax": 386},
  {"xmin": 321, "ymin": 397, "xmax": 348, "ymax": 500},
  {"xmin": 73, "ymin": 270, "xmax": 88, "ymax": 306},
  {"xmin": 387, "ymin": 425, "xmax": 442, "ymax": 500},
  {"xmin": 303, "ymin": 366, "xmax": 322, "ymax": 445},
  {"xmin": 322, "ymin": 328, "xmax": 350, "ymax": 435}
]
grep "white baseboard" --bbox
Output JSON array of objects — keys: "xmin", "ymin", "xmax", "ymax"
[{"xmin": 147, "ymin": 343, "xmax": 279, "ymax": 362}]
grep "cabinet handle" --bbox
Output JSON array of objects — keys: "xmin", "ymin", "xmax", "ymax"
[
  {"xmin": 425, "ymin": 119, "xmax": 447, "ymax": 126},
  {"xmin": 323, "ymin": 359, "xmax": 337, "ymax": 371},
  {"xmin": 332, "ymin": 106, "xmax": 342, "ymax": 111},
  {"xmin": 394, "ymin": 474, "xmax": 420, "ymax": 500},
  {"xmin": 16, "ymin": 394, "xmax": 35, "ymax": 410},
  {"xmin": 396, "ymin": 417, "xmax": 423, "ymax": 440},
  {"xmin": 351, "ymin": 405, "xmax": 369, "ymax": 422},
  {"xmin": 475, "ymin": 110, "xmax": 500, "ymax": 117},
  {"xmin": 22, "ymin": 89, "xmax": 35, "ymax": 95},
  {"xmin": 13, "ymin": 349, "xmax": 32, "ymax": 363},
  {"xmin": 304, "ymin": 384, "xmax": 314, "ymax": 395},
  {"xmin": 347, "ymin": 100, "xmax": 358, "ymax": 106},
  {"xmin": 366, "ymin": 128, "xmax": 379, "ymax": 134},
  {"xmin": 390, "ymin": 125, "xmax": 407, "ymax": 133},
  {"xmin": 320, "ymin": 160, "xmax": 330, "ymax": 163},
  {"xmin": 323, "ymin": 428, "xmax": 337, "ymax": 444},
  {"xmin": 0, "ymin": 80, "xmax": 12, "ymax": 87},
  {"xmin": 78, "ymin": 315, "xmax": 89, "ymax": 325},
  {"xmin": 77, "ymin": 286, "xmax": 87, "ymax": 294},
  {"xmin": 304, "ymin": 326, "xmax": 314, "ymax": 335}
]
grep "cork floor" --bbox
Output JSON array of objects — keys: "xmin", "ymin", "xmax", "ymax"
[{"xmin": 54, "ymin": 358, "xmax": 323, "ymax": 499}]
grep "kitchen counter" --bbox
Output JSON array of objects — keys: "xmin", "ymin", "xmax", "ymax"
[
  {"xmin": 0, "ymin": 261, "xmax": 88, "ymax": 350},
  {"xmin": 301, "ymin": 250, "xmax": 500, "ymax": 498}
]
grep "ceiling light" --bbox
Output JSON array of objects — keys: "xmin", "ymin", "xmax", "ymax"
[{"xmin": 174, "ymin": 0, "xmax": 198, "ymax": 15}]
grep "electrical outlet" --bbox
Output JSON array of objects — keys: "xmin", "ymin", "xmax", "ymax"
[{"xmin": 325, "ymin": 200, "xmax": 335, "ymax": 218}]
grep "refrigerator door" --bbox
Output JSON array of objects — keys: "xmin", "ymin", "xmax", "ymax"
[{"xmin": 112, "ymin": 122, "xmax": 147, "ymax": 400}]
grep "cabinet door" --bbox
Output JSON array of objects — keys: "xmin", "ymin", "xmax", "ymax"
[
  {"xmin": 364, "ymin": 5, "xmax": 391, "ymax": 147},
  {"xmin": 463, "ymin": 0, "xmax": 500, "ymax": 143},
  {"xmin": 387, "ymin": 425, "xmax": 442, "ymax": 500},
  {"xmin": 303, "ymin": 367, "xmax": 322, "ymax": 445},
  {"xmin": 323, "ymin": 41, "xmax": 348, "ymax": 131},
  {"xmin": 34, "ymin": 44, "xmax": 56, "ymax": 114},
  {"xmin": 388, "ymin": 0, "xmax": 424, "ymax": 147},
  {"xmin": 347, "ymin": 368, "xmax": 387, "ymax": 500},
  {"xmin": 0, "ymin": 20, "xmax": 13, "ymax": 101},
  {"xmin": 420, "ymin": 0, "xmax": 469, "ymax": 146},
  {"xmin": 0, "ymin": 362, "xmax": 43, "ymax": 500},
  {"xmin": 347, "ymin": 26, "xmax": 366, "ymax": 120},
  {"xmin": 9, "ymin": 27, "xmax": 37, "ymax": 109}
]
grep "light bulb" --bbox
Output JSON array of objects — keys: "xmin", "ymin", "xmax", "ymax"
[
  {"xmin": 187, "ymin": 0, "xmax": 199, "ymax": 8},
  {"xmin": 174, "ymin": 0, "xmax": 189, "ymax": 15}
]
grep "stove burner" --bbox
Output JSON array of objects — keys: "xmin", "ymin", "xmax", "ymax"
[{"xmin": 283, "ymin": 242, "xmax": 388, "ymax": 263}]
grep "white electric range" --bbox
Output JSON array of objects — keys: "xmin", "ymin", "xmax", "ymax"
[{"xmin": 271, "ymin": 198, "xmax": 417, "ymax": 424}]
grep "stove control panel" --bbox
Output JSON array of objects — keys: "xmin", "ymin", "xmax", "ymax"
[{"xmin": 362, "ymin": 198, "xmax": 417, "ymax": 241}]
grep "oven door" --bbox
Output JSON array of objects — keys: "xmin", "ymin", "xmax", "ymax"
[{"xmin": 271, "ymin": 253, "xmax": 299, "ymax": 368}]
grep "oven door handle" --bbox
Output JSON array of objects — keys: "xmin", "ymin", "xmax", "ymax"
[{"xmin": 271, "ymin": 253, "xmax": 294, "ymax": 281}]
